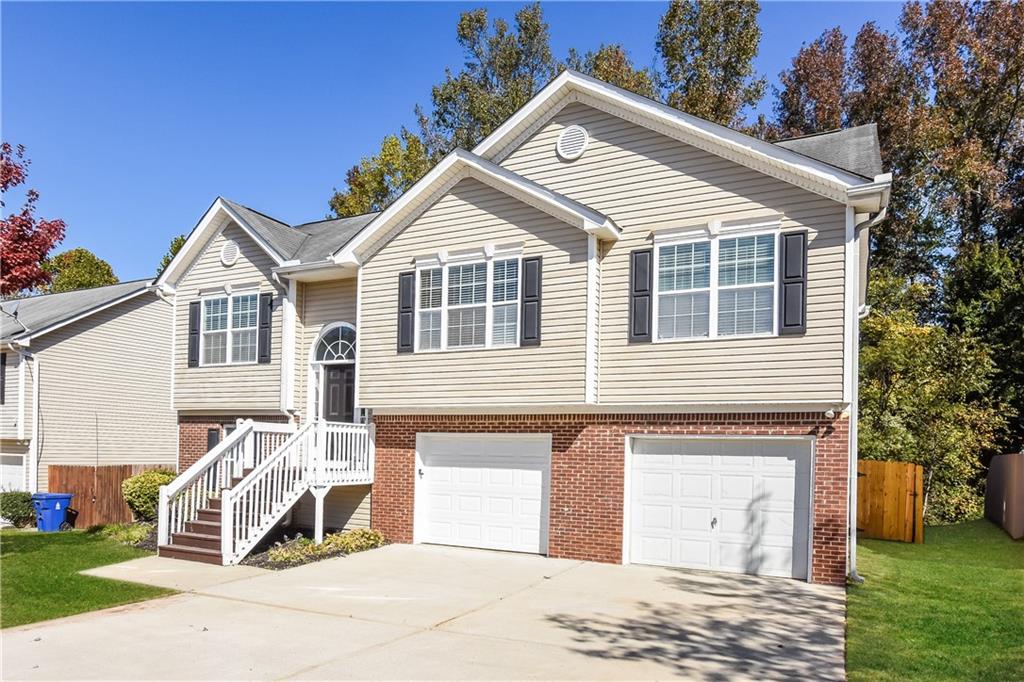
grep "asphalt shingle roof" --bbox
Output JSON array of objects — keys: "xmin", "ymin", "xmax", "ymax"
[
  {"xmin": 1, "ymin": 279, "xmax": 151, "ymax": 342},
  {"xmin": 774, "ymin": 124, "xmax": 883, "ymax": 180},
  {"xmin": 291, "ymin": 213, "xmax": 379, "ymax": 263}
]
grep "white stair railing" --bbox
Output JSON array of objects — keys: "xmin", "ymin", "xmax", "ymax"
[
  {"xmin": 221, "ymin": 421, "xmax": 317, "ymax": 564},
  {"xmin": 157, "ymin": 419, "xmax": 296, "ymax": 546},
  {"xmin": 318, "ymin": 421, "xmax": 375, "ymax": 485}
]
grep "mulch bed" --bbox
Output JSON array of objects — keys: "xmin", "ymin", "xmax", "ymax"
[
  {"xmin": 240, "ymin": 530, "xmax": 351, "ymax": 570},
  {"xmin": 134, "ymin": 525, "xmax": 159, "ymax": 553}
]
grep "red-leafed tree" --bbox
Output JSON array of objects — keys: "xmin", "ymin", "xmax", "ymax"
[{"xmin": 0, "ymin": 143, "xmax": 66, "ymax": 297}]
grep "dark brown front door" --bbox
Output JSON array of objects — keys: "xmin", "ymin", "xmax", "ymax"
[{"xmin": 323, "ymin": 364, "xmax": 355, "ymax": 422}]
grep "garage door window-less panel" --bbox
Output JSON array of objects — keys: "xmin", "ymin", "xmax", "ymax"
[{"xmin": 626, "ymin": 437, "xmax": 813, "ymax": 580}]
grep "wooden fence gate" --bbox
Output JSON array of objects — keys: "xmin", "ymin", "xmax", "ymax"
[
  {"xmin": 857, "ymin": 460, "xmax": 924, "ymax": 543},
  {"xmin": 48, "ymin": 464, "xmax": 168, "ymax": 528}
]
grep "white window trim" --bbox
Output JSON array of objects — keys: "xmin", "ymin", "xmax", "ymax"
[
  {"xmin": 413, "ymin": 246, "xmax": 523, "ymax": 353},
  {"xmin": 652, "ymin": 220, "xmax": 781, "ymax": 344},
  {"xmin": 198, "ymin": 289, "xmax": 261, "ymax": 366}
]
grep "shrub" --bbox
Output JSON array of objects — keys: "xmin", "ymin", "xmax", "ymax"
[
  {"xmin": 88, "ymin": 522, "xmax": 152, "ymax": 545},
  {"xmin": 121, "ymin": 469, "xmax": 176, "ymax": 521},
  {"xmin": 0, "ymin": 491, "xmax": 35, "ymax": 527},
  {"xmin": 265, "ymin": 528, "xmax": 386, "ymax": 565}
]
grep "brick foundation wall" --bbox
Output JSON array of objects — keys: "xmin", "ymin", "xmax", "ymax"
[
  {"xmin": 177, "ymin": 414, "xmax": 292, "ymax": 471},
  {"xmin": 371, "ymin": 412, "xmax": 850, "ymax": 585}
]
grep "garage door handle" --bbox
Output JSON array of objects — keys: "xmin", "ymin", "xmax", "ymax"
[
  {"xmin": 711, "ymin": 517, "xmax": 718, "ymax": 530},
  {"xmin": 418, "ymin": 468, "xmax": 424, "ymax": 479}
]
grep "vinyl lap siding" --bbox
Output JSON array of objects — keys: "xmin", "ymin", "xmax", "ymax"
[
  {"xmin": 359, "ymin": 177, "xmax": 588, "ymax": 408},
  {"xmin": 295, "ymin": 278, "xmax": 357, "ymax": 421},
  {"xmin": 499, "ymin": 102, "xmax": 847, "ymax": 404},
  {"xmin": 0, "ymin": 352, "xmax": 29, "ymax": 440},
  {"xmin": 32, "ymin": 294, "xmax": 177, "ymax": 491},
  {"xmin": 291, "ymin": 485, "xmax": 370, "ymax": 531},
  {"xmin": 173, "ymin": 222, "xmax": 283, "ymax": 412}
]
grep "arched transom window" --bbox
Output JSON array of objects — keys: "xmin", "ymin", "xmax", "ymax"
[{"xmin": 314, "ymin": 325, "xmax": 355, "ymax": 363}]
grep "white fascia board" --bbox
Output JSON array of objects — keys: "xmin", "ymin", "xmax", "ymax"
[
  {"xmin": 371, "ymin": 400, "xmax": 850, "ymax": 415},
  {"xmin": 331, "ymin": 149, "xmax": 619, "ymax": 265},
  {"xmin": 473, "ymin": 70, "xmax": 878, "ymax": 202},
  {"xmin": 155, "ymin": 198, "xmax": 285, "ymax": 289},
  {"xmin": 15, "ymin": 287, "xmax": 153, "ymax": 343}
]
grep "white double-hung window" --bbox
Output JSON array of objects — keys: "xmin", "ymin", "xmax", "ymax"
[
  {"xmin": 201, "ymin": 292, "xmax": 259, "ymax": 365},
  {"xmin": 415, "ymin": 250, "xmax": 520, "ymax": 352},
  {"xmin": 654, "ymin": 221, "xmax": 779, "ymax": 341}
]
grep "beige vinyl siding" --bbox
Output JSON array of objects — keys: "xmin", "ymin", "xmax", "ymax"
[
  {"xmin": 500, "ymin": 102, "xmax": 847, "ymax": 404},
  {"xmin": 1, "ymin": 351, "xmax": 30, "ymax": 440},
  {"xmin": 359, "ymin": 177, "xmax": 588, "ymax": 408},
  {"xmin": 295, "ymin": 278, "xmax": 357, "ymax": 422},
  {"xmin": 291, "ymin": 485, "xmax": 370, "ymax": 531},
  {"xmin": 173, "ymin": 222, "xmax": 283, "ymax": 412},
  {"xmin": 31, "ymin": 293, "xmax": 177, "ymax": 491}
]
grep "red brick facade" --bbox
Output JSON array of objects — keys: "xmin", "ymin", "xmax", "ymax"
[
  {"xmin": 177, "ymin": 414, "xmax": 292, "ymax": 471},
  {"xmin": 371, "ymin": 412, "xmax": 850, "ymax": 585}
]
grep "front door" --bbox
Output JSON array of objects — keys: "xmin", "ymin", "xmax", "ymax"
[{"xmin": 323, "ymin": 364, "xmax": 355, "ymax": 422}]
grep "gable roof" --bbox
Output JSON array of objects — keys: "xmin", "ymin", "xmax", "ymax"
[
  {"xmin": 471, "ymin": 70, "xmax": 890, "ymax": 210},
  {"xmin": 330, "ymin": 148, "xmax": 620, "ymax": 265},
  {"xmin": 220, "ymin": 198, "xmax": 308, "ymax": 260},
  {"xmin": 291, "ymin": 213, "xmax": 378, "ymax": 263},
  {"xmin": 775, "ymin": 124, "xmax": 883, "ymax": 180},
  {"xmin": 1, "ymin": 279, "xmax": 152, "ymax": 343}
]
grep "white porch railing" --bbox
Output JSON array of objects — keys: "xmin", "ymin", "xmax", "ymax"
[
  {"xmin": 157, "ymin": 419, "xmax": 297, "ymax": 546},
  {"xmin": 317, "ymin": 421, "xmax": 375, "ymax": 486}
]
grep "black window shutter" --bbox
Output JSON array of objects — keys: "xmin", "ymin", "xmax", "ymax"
[
  {"xmin": 397, "ymin": 271, "xmax": 415, "ymax": 353},
  {"xmin": 207, "ymin": 427, "xmax": 221, "ymax": 451},
  {"xmin": 0, "ymin": 353, "xmax": 6, "ymax": 405},
  {"xmin": 779, "ymin": 231, "xmax": 808, "ymax": 335},
  {"xmin": 257, "ymin": 293, "xmax": 273, "ymax": 363},
  {"xmin": 187, "ymin": 301, "xmax": 201, "ymax": 367},
  {"xmin": 629, "ymin": 249, "xmax": 653, "ymax": 342},
  {"xmin": 520, "ymin": 256, "xmax": 542, "ymax": 346}
]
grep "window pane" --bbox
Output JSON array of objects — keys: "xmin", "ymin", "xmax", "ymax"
[
  {"xmin": 493, "ymin": 259, "xmax": 519, "ymax": 303},
  {"xmin": 232, "ymin": 329, "xmax": 257, "ymax": 363},
  {"xmin": 448, "ymin": 263, "xmax": 487, "ymax": 306},
  {"xmin": 420, "ymin": 268, "xmax": 442, "ymax": 309},
  {"xmin": 203, "ymin": 298, "xmax": 228, "ymax": 332},
  {"xmin": 203, "ymin": 331, "xmax": 227, "ymax": 364},
  {"xmin": 447, "ymin": 306, "xmax": 486, "ymax": 347},
  {"xmin": 719, "ymin": 235, "xmax": 775, "ymax": 286},
  {"xmin": 232, "ymin": 294, "xmax": 258, "ymax": 329},
  {"xmin": 718, "ymin": 286, "xmax": 774, "ymax": 336},
  {"xmin": 418, "ymin": 310, "xmax": 441, "ymax": 350},
  {"xmin": 658, "ymin": 242, "xmax": 710, "ymax": 292},
  {"xmin": 492, "ymin": 303, "xmax": 518, "ymax": 346},
  {"xmin": 657, "ymin": 292, "xmax": 710, "ymax": 339}
]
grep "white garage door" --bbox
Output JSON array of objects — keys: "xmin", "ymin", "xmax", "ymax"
[
  {"xmin": 629, "ymin": 438, "xmax": 812, "ymax": 579},
  {"xmin": 415, "ymin": 433, "xmax": 550, "ymax": 554}
]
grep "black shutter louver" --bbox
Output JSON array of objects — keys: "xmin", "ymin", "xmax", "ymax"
[
  {"xmin": 397, "ymin": 271, "xmax": 415, "ymax": 353},
  {"xmin": 520, "ymin": 256, "xmax": 542, "ymax": 346},
  {"xmin": 187, "ymin": 301, "xmax": 201, "ymax": 367},
  {"xmin": 629, "ymin": 248, "xmax": 653, "ymax": 342},
  {"xmin": 257, "ymin": 293, "xmax": 273, "ymax": 363},
  {"xmin": 779, "ymin": 231, "xmax": 808, "ymax": 335}
]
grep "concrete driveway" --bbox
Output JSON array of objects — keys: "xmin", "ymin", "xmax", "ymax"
[{"xmin": 2, "ymin": 544, "xmax": 845, "ymax": 680}]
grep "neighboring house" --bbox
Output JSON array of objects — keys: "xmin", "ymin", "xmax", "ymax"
[
  {"xmin": 0, "ymin": 281, "xmax": 177, "ymax": 493},
  {"xmin": 155, "ymin": 72, "xmax": 890, "ymax": 584}
]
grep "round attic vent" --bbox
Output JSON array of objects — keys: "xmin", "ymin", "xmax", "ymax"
[
  {"xmin": 220, "ymin": 240, "xmax": 240, "ymax": 267},
  {"xmin": 556, "ymin": 124, "xmax": 589, "ymax": 160}
]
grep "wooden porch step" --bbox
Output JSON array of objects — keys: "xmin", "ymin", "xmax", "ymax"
[
  {"xmin": 197, "ymin": 508, "xmax": 220, "ymax": 522},
  {"xmin": 171, "ymin": 531, "xmax": 220, "ymax": 551},
  {"xmin": 158, "ymin": 544, "xmax": 222, "ymax": 565},
  {"xmin": 206, "ymin": 498, "xmax": 222, "ymax": 510},
  {"xmin": 185, "ymin": 519, "xmax": 221, "ymax": 535}
]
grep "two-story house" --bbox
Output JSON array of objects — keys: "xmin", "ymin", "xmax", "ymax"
[{"xmin": 155, "ymin": 72, "xmax": 889, "ymax": 585}]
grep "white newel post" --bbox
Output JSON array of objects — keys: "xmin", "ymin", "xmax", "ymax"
[
  {"xmin": 157, "ymin": 486, "xmax": 169, "ymax": 546},
  {"xmin": 312, "ymin": 487, "xmax": 328, "ymax": 545},
  {"xmin": 243, "ymin": 425, "xmax": 256, "ymax": 470},
  {"xmin": 316, "ymin": 419, "xmax": 327, "ymax": 486},
  {"xmin": 221, "ymin": 491, "xmax": 234, "ymax": 565},
  {"xmin": 368, "ymin": 423, "xmax": 376, "ymax": 483}
]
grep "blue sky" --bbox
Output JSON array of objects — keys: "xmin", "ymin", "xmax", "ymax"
[{"xmin": 2, "ymin": 1, "xmax": 903, "ymax": 281}]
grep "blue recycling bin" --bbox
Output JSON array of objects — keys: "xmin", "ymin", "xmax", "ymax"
[{"xmin": 31, "ymin": 493, "xmax": 73, "ymax": 532}]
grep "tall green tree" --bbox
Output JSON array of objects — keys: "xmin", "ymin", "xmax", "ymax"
[
  {"xmin": 157, "ymin": 234, "xmax": 186, "ymax": 276},
  {"xmin": 329, "ymin": 129, "xmax": 432, "ymax": 218},
  {"xmin": 564, "ymin": 44, "xmax": 657, "ymax": 99},
  {"xmin": 656, "ymin": 0, "xmax": 766, "ymax": 125},
  {"xmin": 417, "ymin": 3, "xmax": 557, "ymax": 156},
  {"xmin": 41, "ymin": 248, "xmax": 118, "ymax": 293}
]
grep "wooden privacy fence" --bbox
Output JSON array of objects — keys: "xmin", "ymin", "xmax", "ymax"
[
  {"xmin": 48, "ymin": 464, "xmax": 171, "ymax": 527},
  {"xmin": 857, "ymin": 460, "xmax": 924, "ymax": 543}
]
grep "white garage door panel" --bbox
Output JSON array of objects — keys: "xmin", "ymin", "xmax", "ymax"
[
  {"xmin": 1, "ymin": 455, "xmax": 25, "ymax": 491},
  {"xmin": 416, "ymin": 434, "xmax": 550, "ymax": 554},
  {"xmin": 630, "ymin": 438, "xmax": 812, "ymax": 580}
]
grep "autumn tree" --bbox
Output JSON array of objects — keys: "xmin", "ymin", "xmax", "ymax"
[
  {"xmin": 656, "ymin": 0, "xmax": 765, "ymax": 125},
  {"xmin": 0, "ymin": 143, "xmax": 66, "ymax": 297},
  {"xmin": 775, "ymin": 27, "xmax": 848, "ymax": 136},
  {"xmin": 157, "ymin": 234, "xmax": 186, "ymax": 276},
  {"xmin": 42, "ymin": 247, "xmax": 118, "ymax": 293},
  {"xmin": 329, "ymin": 129, "xmax": 432, "ymax": 218},
  {"xmin": 564, "ymin": 44, "xmax": 657, "ymax": 99}
]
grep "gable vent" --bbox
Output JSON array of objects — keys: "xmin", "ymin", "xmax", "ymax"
[
  {"xmin": 220, "ymin": 240, "xmax": 240, "ymax": 267},
  {"xmin": 556, "ymin": 124, "xmax": 589, "ymax": 161}
]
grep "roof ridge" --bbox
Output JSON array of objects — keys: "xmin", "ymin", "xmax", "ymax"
[
  {"xmin": 293, "ymin": 211, "xmax": 380, "ymax": 229},
  {"xmin": 775, "ymin": 123, "xmax": 876, "ymax": 143},
  {"xmin": 1, "ymin": 278, "xmax": 150, "ymax": 304},
  {"xmin": 221, "ymin": 197, "xmax": 293, "ymax": 228}
]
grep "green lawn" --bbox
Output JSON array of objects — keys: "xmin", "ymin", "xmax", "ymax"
[
  {"xmin": 0, "ymin": 529, "xmax": 174, "ymax": 628},
  {"xmin": 847, "ymin": 520, "xmax": 1024, "ymax": 681}
]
